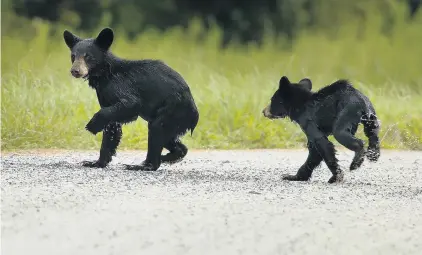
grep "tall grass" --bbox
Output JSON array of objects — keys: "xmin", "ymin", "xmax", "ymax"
[{"xmin": 1, "ymin": 7, "xmax": 422, "ymax": 151}]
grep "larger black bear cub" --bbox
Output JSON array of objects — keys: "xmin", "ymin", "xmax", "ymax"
[
  {"xmin": 63, "ymin": 27, "xmax": 199, "ymax": 171},
  {"xmin": 263, "ymin": 76, "xmax": 380, "ymax": 183}
]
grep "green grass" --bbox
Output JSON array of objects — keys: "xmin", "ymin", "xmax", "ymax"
[{"xmin": 1, "ymin": 8, "xmax": 422, "ymax": 151}]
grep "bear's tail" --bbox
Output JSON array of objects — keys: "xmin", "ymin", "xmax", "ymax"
[
  {"xmin": 361, "ymin": 112, "xmax": 381, "ymax": 162},
  {"xmin": 190, "ymin": 109, "xmax": 199, "ymax": 136}
]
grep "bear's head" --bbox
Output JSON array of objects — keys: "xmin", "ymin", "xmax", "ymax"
[
  {"xmin": 63, "ymin": 27, "xmax": 114, "ymax": 79},
  {"xmin": 262, "ymin": 75, "xmax": 313, "ymax": 119}
]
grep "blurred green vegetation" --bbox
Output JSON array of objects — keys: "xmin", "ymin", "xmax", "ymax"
[
  {"xmin": 1, "ymin": 1, "xmax": 422, "ymax": 151},
  {"xmin": 3, "ymin": 0, "xmax": 422, "ymax": 47}
]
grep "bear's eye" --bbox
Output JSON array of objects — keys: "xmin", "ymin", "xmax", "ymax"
[
  {"xmin": 71, "ymin": 54, "xmax": 75, "ymax": 62},
  {"xmin": 85, "ymin": 53, "xmax": 93, "ymax": 61}
]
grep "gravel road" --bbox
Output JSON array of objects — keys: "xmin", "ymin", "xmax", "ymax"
[{"xmin": 1, "ymin": 149, "xmax": 422, "ymax": 255}]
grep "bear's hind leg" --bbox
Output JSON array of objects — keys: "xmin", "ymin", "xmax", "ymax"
[
  {"xmin": 125, "ymin": 119, "xmax": 165, "ymax": 171},
  {"xmin": 159, "ymin": 102, "xmax": 195, "ymax": 165},
  {"xmin": 333, "ymin": 108, "xmax": 365, "ymax": 171},
  {"xmin": 162, "ymin": 139, "xmax": 188, "ymax": 164},
  {"xmin": 125, "ymin": 101, "xmax": 195, "ymax": 171},
  {"xmin": 362, "ymin": 112, "xmax": 381, "ymax": 162}
]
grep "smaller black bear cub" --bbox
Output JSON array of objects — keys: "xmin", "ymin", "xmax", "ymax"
[
  {"xmin": 263, "ymin": 76, "xmax": 380, "ymax": 183},
  {"xmin": 63, "ymin": 27, "xmax": 199, "ymax": 171}
]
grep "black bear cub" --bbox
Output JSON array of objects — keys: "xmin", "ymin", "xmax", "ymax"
[
  {"xmin": 63, "ymin": 27, "xmax": 199, "ymax": 171},
  {"xmin": 263, "ymin": 76, "xmax": 380, "ymax": 183}
]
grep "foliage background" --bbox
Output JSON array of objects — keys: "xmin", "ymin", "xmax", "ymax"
[{"xmin": 1, "ymin": 0, "xmax": 422, "ymax": 151}]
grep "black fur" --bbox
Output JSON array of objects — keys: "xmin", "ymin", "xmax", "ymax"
[
  {"xmin": 263, "ymin": 76, "xmax": 380, "ymax": 183},
  {"xmin": 64, "ymin": 28, "xmax": 199, "ymax": 171}
]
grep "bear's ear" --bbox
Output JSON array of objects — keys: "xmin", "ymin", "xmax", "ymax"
[
  {"xmin": 63, "ymin": 30, "xmax": 81, "ymax": 49},
  {"xmin": 95, "ymin": 27, "xmax": 114, "ymax": 51},
  {"xmin": 298, "ymin": 78, "xmax": 312, "ymax": 91},
  {"xmin": 279, "ymin": 76, "xmax": 290, "ymax": 89}
]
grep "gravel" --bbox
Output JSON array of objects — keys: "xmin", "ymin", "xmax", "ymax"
[{"xmin": 1, "ymin": 149, "xmax": 422, "ymax": 255}]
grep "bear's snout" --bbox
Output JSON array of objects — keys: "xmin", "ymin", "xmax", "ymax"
[
  {"xmin": 262, "ymin": 105, "xmax": 274, "ymax": 119},
  {"xmin": 70, "ymin": 69, "xmax": 81, "ymax": 78},
  {"xmin": 70, "ymin": 57, "xmax": 89, "ymax": 79}
]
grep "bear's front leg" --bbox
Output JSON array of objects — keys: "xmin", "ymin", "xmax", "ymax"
[
  {"xmin": 82, "ymin": 122, "xmax": 123, "ymax": 168},
  {"xmin": 85, "ymin": 100, "xmax": 140, "ymax": 135},
  {"xmin": 297, "ymin": 123, "xmax": 343, "ymax": 183},
  {"xmin": 282, "ymin": 142, "xmax": 323, "ymax": 182},
  {"xmin": 313, "ymin": 136, "xmax": 344, "ymax": 183},
  {"xmin": 85, "ymin": 110, "xmax": 109, "ymax": 135}
]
